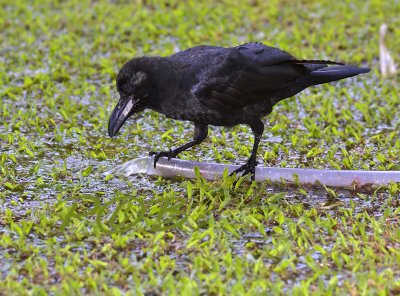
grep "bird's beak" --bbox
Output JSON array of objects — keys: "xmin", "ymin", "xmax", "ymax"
[{"xmin": 108, "ymin": 95, "xmax": 141, "ymax": 138}]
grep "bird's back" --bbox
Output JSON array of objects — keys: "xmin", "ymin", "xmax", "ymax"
[{"xmin": 156, "ymin": 43, "xmax": 369, "ymax": 126}]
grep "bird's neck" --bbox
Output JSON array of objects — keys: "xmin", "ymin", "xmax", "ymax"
[{"xmin": 143, "ymin": 58, "xmax": 180, "ymax": 109}]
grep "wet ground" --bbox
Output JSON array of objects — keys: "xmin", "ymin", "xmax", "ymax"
[{"xmin": 1, "ymin": 0, "xmax": 400, "ymax": 294}]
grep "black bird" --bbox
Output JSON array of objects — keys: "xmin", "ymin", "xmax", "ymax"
[{"xmin": 108, "ymin": 42, "xmax": 370, "ymax": 180}]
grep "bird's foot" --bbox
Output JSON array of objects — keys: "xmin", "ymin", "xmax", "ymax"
[
  {"xmin": 230, "ymin": 159, "xmax": 257, "ymax": 181},
  {"xmin": 149, "ymin": 149, "xmax": 175, "ymax": 168}
]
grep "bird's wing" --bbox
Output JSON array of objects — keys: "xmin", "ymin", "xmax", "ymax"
[{"xmin": 191, "ymin": 43, "xmax": 336, "ymax": 110}]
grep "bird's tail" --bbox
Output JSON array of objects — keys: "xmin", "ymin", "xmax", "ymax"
[
  {"xmin": 294, "ymin": 59, "xmax": 344, "ymax": 66},
  {"xmin": 300, "ymin": 65, "xmax": 371, "ymax": 87}
]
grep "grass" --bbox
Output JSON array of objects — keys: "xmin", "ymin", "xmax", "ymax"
[{"xmin": 1, "ymin": 0, "xmax": 400, "ymax": 294}]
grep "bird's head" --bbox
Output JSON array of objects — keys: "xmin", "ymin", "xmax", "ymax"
[{"xmin": 108, "ymin": 60, "xmax": 154, "ymax": 138}]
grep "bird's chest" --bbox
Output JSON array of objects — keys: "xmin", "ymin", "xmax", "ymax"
[
  {"xmin": 150, "ymin": 95, "xmax": 242, "ymax": 126},
  {"xmin": 149, "ymin": 95, "xmax": 198, "ymax": 121},
  {"xmin": 158, "ymin": 104, "xmax": 216, "ymax": 123},
  {"xmin": 243, "ymin": 101, "xmax": 273, "ymax": 118}
]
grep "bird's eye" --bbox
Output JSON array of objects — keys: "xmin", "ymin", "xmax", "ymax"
[
  {"xmin": 117, "ymin": 77, "xmax": 131, "ymax": 94},
  {"xmin": 116, "ymin": 80, "xmax": 125, "ymax": 93}
]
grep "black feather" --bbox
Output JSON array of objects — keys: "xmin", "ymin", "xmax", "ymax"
[{"xmin": 293, "ymin": 59, "xmax": 345, "ymax": 66}]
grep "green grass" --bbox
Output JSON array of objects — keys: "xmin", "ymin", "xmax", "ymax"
[{"xmin": 1, "ymin": 0, "xmax": 400, "ymax": 294}]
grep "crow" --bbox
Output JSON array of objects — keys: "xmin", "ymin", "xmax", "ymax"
[{"xmin": 108, "ymin": 42, "xmax": 370, "ymax": 180}]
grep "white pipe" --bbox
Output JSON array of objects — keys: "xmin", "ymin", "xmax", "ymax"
[{"xmin": 105, "ymin": 157, "xmax": 400, "ymax": 188}]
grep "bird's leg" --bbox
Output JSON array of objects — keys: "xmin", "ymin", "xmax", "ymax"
[
  {"xmin": 230, "ymin": 120, "xmax": 264, "ymax": 181},
  {"xmin": 150, "ymin": 123, "xmax": 208, "ymax": 168}
]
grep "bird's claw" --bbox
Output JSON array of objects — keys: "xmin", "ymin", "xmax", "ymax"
[
  {"xmin": 230, "ymin": 159, "xmax": 257, "ymax": 181},
  {"xmin": 149, "ymin": 149, "xmax": 174, "ymax": 168}
]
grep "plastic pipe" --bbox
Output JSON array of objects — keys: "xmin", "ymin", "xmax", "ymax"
[{"xmin": 105, "ymin": 156, "xmax": 400, "ymax": 188}]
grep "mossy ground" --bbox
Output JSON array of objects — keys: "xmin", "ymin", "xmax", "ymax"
[{"xmin": 1, "ymin": 0, "xmax": 400, "ymax": 294}]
